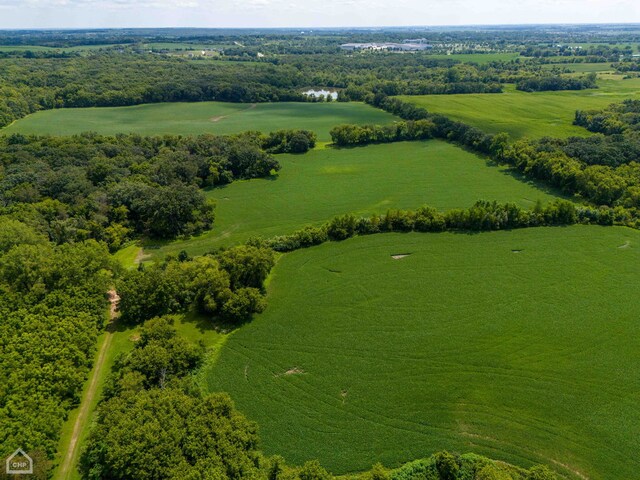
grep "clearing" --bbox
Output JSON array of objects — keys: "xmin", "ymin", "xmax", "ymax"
[
  {"xmin": 1, "ymin": 101, "xmax": 397, "ymax": 142},
  {"xmin": 203, "ymin": 226, "xmax": 640, "ymax": 479},
  {"xmin": 147, "ymin": 140, "xmax": 563, "ymax": 258}
]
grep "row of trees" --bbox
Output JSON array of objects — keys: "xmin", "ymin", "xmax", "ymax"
[
  {"xmin": 263, "ymin": 200, "xmax": 615, "ymax": 252},
  {"xmin": 330, "ymin": 120, "xmax": 436, "ymax": 146},
  {"xmin": 516, "ymin": 73, "xmax": 597, "ymax": 92}
]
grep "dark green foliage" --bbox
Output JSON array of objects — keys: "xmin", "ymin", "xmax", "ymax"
[
  {"xmin": 0, "ymin": 239, "xmax": 113, "ymax": 475},
  {"xmin": 0, "ymin": 132, "xmax": 281, "ymax": 245},
  {"xmin": 117, "ymin": 246, "xmax": 275, "ymax": 324},
  {"xmin": 516, "ymin": 73, "xmax": 597, "ymax": 92},
  {"xmin": 218, "ymin": 245, "xmax": 276, "ymax": 290},
  {"xmin": 330, "ymin": 120, "xmax": 435, "ymax": 146},
  {"xmin": 107, "ymin": 317, "xmax": 204, "ymax": 393},
  {"xmin": 265, "ymin": 199, "xmax": 612, "ymax": 252},
  {"xmin": 434, "ymin": 451, "xmax": 459, "ymax": 480},
  {"xmin": 263, "ymin": 129, "xmax": 318, "ymax": 153},
  {"xmin": 369, "ymin": 95, "xmax": 640, "ymax": 221},
  {"xmin": 80, "ymin": 389, "xmax": 263, "ymax": 480}
]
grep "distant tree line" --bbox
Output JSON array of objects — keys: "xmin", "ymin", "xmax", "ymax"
[
  {"xmin": 515, "ymin": 73, "xmax": 597, "ymax": 92},
  {"xmin": 0, "ymin": 50, "xmax": 597, "ymax": 128}
]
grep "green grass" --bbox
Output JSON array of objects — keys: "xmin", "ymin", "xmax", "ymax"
[
  {"xmin": 203, "ymin": 226, "xmax": 640, "ymax": 479},
  {"xmin": 399, "ymin": 78, "xmax": 640, "ymax": 139},
  {"xmin": 1, "ymin": 102, "xmax": 397, "ymax": 141},
  {"xmin": 147, "ymin": 140, "xmax": 562, "ymax": 258},
  {"xmin": 427, "ymin": 53, "xmax": 522, "ymax": 64},
  {"xmin": 111, "ymin": 243, "xmax": 141, "ymax": 269}
]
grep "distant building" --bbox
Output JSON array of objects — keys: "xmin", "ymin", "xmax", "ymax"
[{"xmin": 340, "ymin": 42, "xmax": 432, "ymax": 52}]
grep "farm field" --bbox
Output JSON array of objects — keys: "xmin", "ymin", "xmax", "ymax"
[
  {"xmin": 399, "ymin": 77, "xmax": 640, "ymax": 138},
  {"xmin": 203, "ymin": 226, "xmax": 640, "ymax": 479},
  {"xmin": 541, "ymin": 62, "xmax": 616, "ymax": 73},
  {"xmin": 148, "ymin": 140, "xmax": 563, "ymax": 258},
  {"xmin": 1, "ymin": 102, "xmax": 397, "ymax": 141}
]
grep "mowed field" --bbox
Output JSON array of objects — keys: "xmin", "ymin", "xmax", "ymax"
[
  {"xmin": 148, "ymin": 140, "xmax": 562, "ymax": 258},
  {"xmin": 400, "ymin": 77, "xmax": 640, "ymax": 138},
  {"xmin": 203, "ymin": 226, "xmax": 640, "ymax": 479},
  {"xmin": 1, "ymin": 102, "xmax": 397, "ymax": 141}
]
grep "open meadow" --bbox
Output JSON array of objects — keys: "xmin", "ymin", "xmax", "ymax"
[
  {"xmin": 203, "ymin": 226, "xmax": 640, "ymax": 479},
  {"xmin": 148, "ymin": 140, "xmax": 563, "ymax": 258},
  {"xmin": 1, "ymin": 101, "xmax": 397, "ymax": 141},
  {"xmin": 400, "ymin": 77, "xmax": 640, "ymax": 138}
]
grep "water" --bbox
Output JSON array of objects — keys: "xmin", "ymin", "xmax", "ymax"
[{"xmin": 303, "ymin": 89, "xmax": 338, "ymax": 100}]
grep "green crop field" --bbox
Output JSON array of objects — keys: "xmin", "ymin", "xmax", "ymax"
[
  {"xmin": 148, "ymin": 140, "xmax": 562, "ymax": 258},
  {"xmin": 399, "ymin": 78, "xmax": 640, "ymax": 138},
  {"xmin": 1, "ymin": 102, "xmax": 397, "ymax": 141},
  {"xmin": 203, "ymin": 226, "xmax": 640, "ymax": 479},
  {"xmin": 541, "ymin": 62, "xmax": 616, "ymax": 73}
]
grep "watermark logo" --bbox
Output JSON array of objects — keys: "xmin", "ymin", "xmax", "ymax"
[{"xmin": 6, "ymin": 449, "xmax": 33, "ymax": 475}]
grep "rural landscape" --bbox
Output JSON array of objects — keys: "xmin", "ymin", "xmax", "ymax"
[{"xmin": 1, "ymin": 13, "xmax": 640, "ymax": 480}]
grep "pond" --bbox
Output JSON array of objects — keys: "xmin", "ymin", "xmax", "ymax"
[{"xmin": 303, "ymin": 89, "xmax": 338, "ymax": 100}]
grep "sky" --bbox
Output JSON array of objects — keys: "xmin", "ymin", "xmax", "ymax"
[{"xmin": 0, "ymin": 0, "xmax": 638, "ymax": 29}]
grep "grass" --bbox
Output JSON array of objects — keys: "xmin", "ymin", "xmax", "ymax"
[
  {"xmin": 541, "ymin": 62, "xmax": 616, "ymax": 73},
  {"xmin": 1, "ymin": 102, "xmax": 397, "ymax": 142},
  {"xmin": 203, "ymin": 226, "xmax": 640, "ymax": 479},
  {"xmin": 111, "ymin": 243, "xmax": 141, "ymax": 269},
  {"xmin": 147, "ymin": 140, "xmax": 563, "ymax": 258},
  {"xmin": 399, "ymin": 77, "xmax": 640, "ymax": 139}
]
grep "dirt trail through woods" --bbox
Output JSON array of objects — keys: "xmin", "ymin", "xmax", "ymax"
[{"xmin": 56, "ymin": 290, "xmax": 119, "ymax": 480}]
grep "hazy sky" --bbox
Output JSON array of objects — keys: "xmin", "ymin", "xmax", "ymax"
[{"xmin": 0, "ymin": 0, "xmax": 638, "ymax": 29}]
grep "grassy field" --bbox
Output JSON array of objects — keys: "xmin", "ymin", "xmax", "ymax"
[
  {"xmin": 147, "ymin": 140, "xmax": 563, "ymax": 258},
  {"xmin": 1, "ymin": 102, "xmax": 396, "ymax": 141},
  {"xmin": 400, "ymin": 77, "xmax": 640, "ymax": 138},
  {"xmin": 203, "ymin": 226, "xmax": 640, "ymax": 479},
  {"xmin": 541, "ymin": 62, "xmax": 616, "ymax": 73}
]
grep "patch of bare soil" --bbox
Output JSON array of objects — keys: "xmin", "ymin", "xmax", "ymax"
[
  {"xmin": 274, "ymin": 366, "xmax": 306, "ymax": 377},
  {"xmin": 134, "ymin": 248, "xmax": 151, "ymax": 264}
]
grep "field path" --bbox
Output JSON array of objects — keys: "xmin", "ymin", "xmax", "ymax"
[
  {"xmin": 56, "ymin": 289, "xmax": 119, "ymax": 480},
  {"xmin": 210, "ymin": 103, "xmax": 257, "ymax": 122}
]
